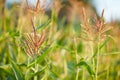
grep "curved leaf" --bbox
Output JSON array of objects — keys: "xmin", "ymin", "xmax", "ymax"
[
  {"xmin": 93, "ymin": 38, "xmax": 110, "ymax": 57},
  {"xmin": 11, "ymin": 60, "xmax": 24, "ymax": 80},
  {"xmin": 76, "ymin": 60, "xmax": 95, "ymax": 75},
  {"xmin": 28, "ymin": 66, "xmax": 47, "ymax": 79},
  {"xmin": 28, "ymin": 47, "xmax": 52, "ymax": 68},
  {"xmin": 37, "ymin": 19, "xmax": 51, "ymax": 30},
  {"xmin": 0, "ymin": 65, "xmax": 16, "ymax": 80}
]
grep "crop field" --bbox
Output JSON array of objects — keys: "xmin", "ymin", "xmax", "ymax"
[{"xmin": 0, "ymin": 0, "xmax": 120, "ymax": 80}]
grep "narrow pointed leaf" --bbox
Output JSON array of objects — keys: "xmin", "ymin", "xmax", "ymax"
[
  {"xmin": 76, "ymin": 60, "xmax": 95, "ymax": 75},
  {"xmin": 93, "ymin": 38, "xmax": 110, "ymax": 57},
  {"xmin": 0, "ymin": 65, "xmax": 16, "ymax": 79},
  {"xmin": 37, "ymin": 19, "xmax": 51, "ymax": 30},
  {"xmin": 11, "ymin": 60, "xmax": 24, "ymax": 80},
  {"xmin": 28, "ymin": 47, "xmax": 51, "ymax": 68},
  {"xmin": 28, "ymin": 66, "xmax": 47, "ymax": 79}
]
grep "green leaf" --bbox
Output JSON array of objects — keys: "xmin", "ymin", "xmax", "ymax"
[
  {"xmin": 76, "ymin": 60, "xmax": 95, "ymax": 75},
  {"xmin": 28, "ymin": 66, "xmax": 47, "ymax": 79},
  {"xmin": 28, "ymin": 47, "xmax": 52, "ymax": 68},
  {"xmin": 93, "ymin": 38, "xmax": 110, "ymax": 57},
  {"xmin": 77, "ymin": 42, "xmax": 83, "ymax": 53},
  {"xmin": 37, "ymin": 19, "xmax": 51, "ymax": 30},
  {"xmin": 0, "ymin": 32, "xmax": 9, "ymax": 44},
  {"xmin": 8, "ymin": 44, "xmax": 17, "ymax": 62},
  {"xmin": 0, "ymin": 65, "xmax": 16, "ymax": 80},
  {"xmin": 50, "ymin": 71, "xmax": 59, "ymax": 80},
  {"xmin": 51, "ymin": 9, "xmax": 58, "ymax": 23},
  {"xmin": 73, "ymin": 19, "xmax": 81, "ymax": 33},
  {"xmin": 11, "ymin": 60, "xmax": 24, "ymax": 80}
]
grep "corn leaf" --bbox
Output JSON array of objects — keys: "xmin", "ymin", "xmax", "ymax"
[
  {"xmin": 28, "ymin": 47, "xmax": 52, "ymax": 68},
  {"xmin": 27, "ymin": 66, "xmax": 47, "ymax": 79},
  {"xmin": 93, "ymin": 38, "xmax": 110, "ymax": 57},
  {"xmin": 76, "ymin": 60, "xmax": 95, "ymax": 75},
  {"xmin": 11, "ymin": 60, "xmax": 24, "ymax": 80},
  {"xmin": 37, "ymin": 19, "xmax": 51, "ymax": 30},
  {"xmin": 0, "ymin": 65, "xmax": 16, "ymax": 80}
]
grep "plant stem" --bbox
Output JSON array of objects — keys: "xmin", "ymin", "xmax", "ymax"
[
  {"xmin": 82, "ymin": 69, "xmax": 85, "ymax": 80},
  {"xmin": 90, "ymin": 41, "xmax": 95, "ymax": 80},
  {"xmin": 63, "ymin": 57, "xmax": 67, "ymax": 78},
  {"xmin": 95, "ymin": 34, "xmax": 100, "ymax": 80},
  {"xmin": 34, "ymin": 59, "xmax": 38, "ymax": 80},
  {"xmin": 76, "ymin": 69, "xmax": 79, "ymax": 80},
  {"xmin": 25, "ymin": 57, "xmax": 30, "ymax": 80},
  {"xmin": 74, "ymin": 38, "xmax": 79, "ymax": 80},
  {"xmin": 1, "ymin": 0, "xmax": 6, "ymax": 32},
  {"xmin": 106, "ymin": 64, "xmax": 109, "ymax": 80}
]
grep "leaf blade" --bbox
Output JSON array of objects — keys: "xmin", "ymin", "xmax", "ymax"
[
  {"xmin": 11, "ymin": 60, "xmax": 24, "ymax": 80},
  {"xmin": 76, "ymin": 60, "xmax": 95, "ymax": 75}
]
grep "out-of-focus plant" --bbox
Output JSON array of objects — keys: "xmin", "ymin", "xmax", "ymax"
[
  {"xmin": 20, "ymin": 0, "xmax": 52, "ymax": 80},
  {"xmin": 76, "ymin": 8, "xmax": 113, "ymax": 80},
  {"xmin": 0, "ymin": 0, "xmax": 120, "ymax": 80},
  {"xmin": 23, "ymin": 19, "xmax": 47, "ymax": 58}
]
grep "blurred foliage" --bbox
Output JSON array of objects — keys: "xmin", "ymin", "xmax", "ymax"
[{"xmin": 0, "ymin": 0, "xmax": 120, "ymax": 80}]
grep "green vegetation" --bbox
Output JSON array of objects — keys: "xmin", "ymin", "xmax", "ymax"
[{"xmin": 0, "ymin": 0, "xmax": 120, "ymax": 80}]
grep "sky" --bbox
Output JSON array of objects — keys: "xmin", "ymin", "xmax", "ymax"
[
  {"xmin": 92, "ymin": 0, "xmax": 120, "ymax": 22},
  {"xmin": 6, "ymin": 0, "xmax": 120, "ymax": 22}
]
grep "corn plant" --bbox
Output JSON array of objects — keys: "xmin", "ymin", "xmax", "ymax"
[{"xmin": 0, "ymin": 0, "xmax": 120, "ymax": 80}]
